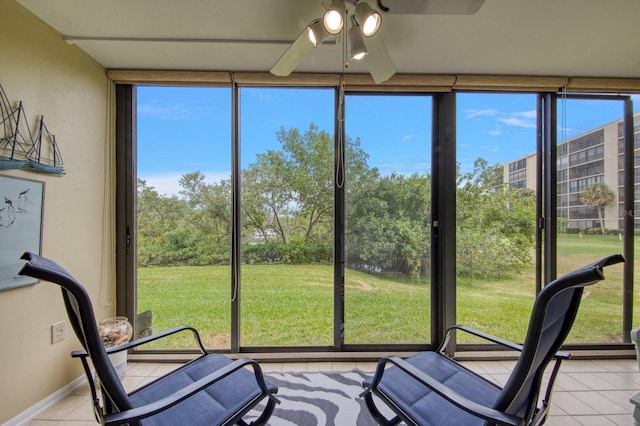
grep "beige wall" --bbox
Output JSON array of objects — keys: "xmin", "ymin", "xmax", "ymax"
[{"xmin": 0, "ymin": 1, "xmax": 114, "ymax": 423}]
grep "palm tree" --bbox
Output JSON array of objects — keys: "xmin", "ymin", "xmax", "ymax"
[{"xmin": 579, "ymin": 182, "xmax": 615, "ymax": 235}]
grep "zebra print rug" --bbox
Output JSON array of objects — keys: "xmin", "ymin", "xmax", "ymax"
[{"xmin": 248, "ymin": 369, "xmax": 395, "ymax": 425}]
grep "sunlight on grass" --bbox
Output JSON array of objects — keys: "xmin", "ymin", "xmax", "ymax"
[
  {"xmin": 242, "ymin": 265, "xmax": 333, "ymax": 346},
  {"xmin": 138, "ymin": 234, "xmax": 637, "ymax": 349},
  {"xmin": 138, "ymin": 266, "xmax": 231, "ymax": 349},
  {"xmin": 344, "ymin": 273, "xmax": 430, "ymax": 344},
  {"xmin": 558, "ymin": 234, "xmax": 630, "ymax": 343}
]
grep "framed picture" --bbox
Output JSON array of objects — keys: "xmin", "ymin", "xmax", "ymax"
[{"xmin": 0, "ymin": 174, "xmax": 44, "ymax": 290}]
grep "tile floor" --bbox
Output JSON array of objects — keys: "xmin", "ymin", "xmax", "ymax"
[{"xmin": 25, "ymin": 358, "xmax": 640, "ymax": 425}]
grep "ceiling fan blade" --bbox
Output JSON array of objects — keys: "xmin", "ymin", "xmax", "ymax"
[
  {"xmin": 270, "ymin": 28, "xmax": 314, "ymax": 77},
  {"xmin": 377, "ymin": 0, "xmax": 486, "ymax": 15},
  {"xmin": 363, "ymin": 33, "xmax": 396, "ymax": 84}
]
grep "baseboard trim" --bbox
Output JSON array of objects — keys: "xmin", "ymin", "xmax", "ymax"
[{"xmin": 4, "ymin": 374, "xmax": 87, "ymax": 426}]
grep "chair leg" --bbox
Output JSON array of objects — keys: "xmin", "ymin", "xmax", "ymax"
[
  {"xmin": 363, "ymin": 392, "xmax": 402, "ymax": 426},
  {"xmin": 248, "ymin": 398, "xmax": 277, "ymax": 426},
  {"xmin": 529, "ymin": 404, "xmax": 548, "ymax": 426}
]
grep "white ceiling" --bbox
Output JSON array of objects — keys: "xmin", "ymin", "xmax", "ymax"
[{"xmin": 16, "ymin": 0, "xmax": 640, "ymax": 79}]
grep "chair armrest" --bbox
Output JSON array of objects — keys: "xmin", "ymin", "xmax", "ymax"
[
  {"xmin": 102, "ymin": 357, "xmax": 280, "ymax": 425},
  {"xmin": 447, "ymin": 325, "xmax": 524, "ymax": 351},
  {"xmin": 71, "ymin": 325, "xmax": 207, "ymax": 358},
  {"xmin": 361, "ymin": 356, "xmax": 523, "ymax": 426},
  {"xmin": 443, "ymin": 325, "xmax": 570, "ymax": 359}
]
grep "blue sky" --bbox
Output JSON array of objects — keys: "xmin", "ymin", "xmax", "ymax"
[{"xmin": 137, "ymin": 86, "xmax": 639, "ymax": 196}]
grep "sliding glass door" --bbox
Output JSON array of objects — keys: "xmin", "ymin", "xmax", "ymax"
[
  {"xmin": 239, "ymin": 87, "xmax": 335, "ymax": 347},
  {"xmin": 125, "ymin": 84, "xmax": 638, "ymax": 352},
  {"xmin": 455, "ymin": 93, "xmax": 539, "ymax": 344},
  {"xmin": 556, "ymin": 96, "xmax": 629, "ymax": 343},
  {"xmin": 135, "ymin": 86, "xmax": 232, "ymax": 349},
  {"xmin": 344, "ymin": 94, "xmax": 432, "ymax": 344}
]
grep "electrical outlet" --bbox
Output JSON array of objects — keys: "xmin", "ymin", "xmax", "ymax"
[{"xmin": 51, "ymin": 321, "xmax": 65, "ymax": 344}]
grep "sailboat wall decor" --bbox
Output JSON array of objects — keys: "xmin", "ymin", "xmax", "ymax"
[
  {"xmin": 0, "ymin": 83, "xmax": 64, "ymax": 175},
  {"xmin": 0, "ymin": 85, "xmax": 30, "ymax": 170},
  {"xmin": 26, "ymin": 116, "xmax": 64, "ymax": 175}
]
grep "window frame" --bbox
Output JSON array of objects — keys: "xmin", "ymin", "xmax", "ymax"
[{"xmin": 115, "ymin": 78, "xmax": 637, "ymax": 356}]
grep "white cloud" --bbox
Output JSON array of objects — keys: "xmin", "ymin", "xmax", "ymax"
[
  {"xmin": 496, "ymin": 110, "xmax": 537, "ymax": 129},
  {"xmin": 466, "ymin": 108, "xmax": 537, "ymax": 135},
  {"xmin": 140, "ymin": 173, "xmax": 184, "ymax": 197},
  {"xmin": 140, "ymin": 171, "xmax": 231, "ymax": 197},
  {"xmin": 518, "ymin": 110, "xmax": 537, "ymax": 119},
  {"xmin": 466, "ymin": 107, "xmax": 538, "ymax": 129},
  {"xmin": 480, "ymin": 145, "xmax": 500, "ymax": 152},
  {"xmin": 497, "ymin": 117, "xmax": 536, "ymax": 128},
  {"xmin": 465, "ymin": 108, "xmax": 499, "ymax": 119},
  {"xmin": 401, "ymin": 134, "xmax": 416, "ymax": 142}
]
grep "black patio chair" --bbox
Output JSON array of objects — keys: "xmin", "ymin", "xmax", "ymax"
[
  {"xmin": 360, "ymin": 254, "xmax": 624, "ymax": 426},
  {"xmin": 19, "ymin": 252, "xmax": 279, "ymax": 426}
]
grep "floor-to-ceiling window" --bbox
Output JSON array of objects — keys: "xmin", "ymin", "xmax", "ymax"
[
  {"xmin": 455, "ymin": 93, "xmax": 539, "ymax": 344},
  {"xmin": 135, "ymin": 86, "xmax": 232, "ymax": 349},
  {"xmin": 239, "ymin": 87, "xmax": 334, "ymax": 347},
  {"xmin": 120, "ymin": 80, "xmax": 639, "ymax": 354},
  {"xmin": 556, "ymin": 96, "xmax": 631, "ymax": 344},
  {"xmin": 344, "ymin": 93, "xmax": 432, "ymax": 345}
]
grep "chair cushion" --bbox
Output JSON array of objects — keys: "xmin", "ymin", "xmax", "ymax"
[
  {"xmin": 129, "ymin": 354, "xmax": 275, "ymax": 425},
  {"xmin": 372, "ymin": 352, "xmax": 502, "ymax": 425}
]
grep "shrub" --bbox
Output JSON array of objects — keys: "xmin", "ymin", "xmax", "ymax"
[
  {"xmin": 456, "ymin": 230, "xmax": 530, "ymax": 279},
  {"xmin": 242, "ymin": 241, "xmax": 286, "ymax": 264},
  {"xmin": 283, "ymin": 239, "xmax": 332, "ymax": 264},
  {"xmin": 563, "ymin": 227, "xmax": 581, "ymax": 234},
  {"xmin": 242, "ymin": 239, "xmax": 332, "ymax": 265}
]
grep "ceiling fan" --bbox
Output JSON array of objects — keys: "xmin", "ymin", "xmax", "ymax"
[{"xmin": 270, "ymin": 0, "xmax": 486, "ymax": 84}]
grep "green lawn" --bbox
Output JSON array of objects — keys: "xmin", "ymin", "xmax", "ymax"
[
  {"xmin": 138, "ymin": 234, "xmax": 637, "ymax": 349},
  {"xmin": 557, "ymin": 233, "xmax": 632, "ymax": 343},
  {"xmin": 138, "ymin": 265, "xmax": 430, "ymax": 348}
]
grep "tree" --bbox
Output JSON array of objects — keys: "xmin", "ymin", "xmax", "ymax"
[
  {"xmin": 346, "ymin": 171, "xmax": 431, "ymax": 280},
  {"xmin": 242, "ymin": 123, "xmax": 371, "ymax": 248},
  {"xmin": 178, "ymin": 171, "xmax": 233, "ymax": 264},
  {"xmin": 135, "ymin": 127, "xmax": 537, "ymax": 278},
  {"xmin": 242, "ymin": 148, "xmax": 296, "ymax": 244},
  {"xmin": 179, "ymin": 171, "xmax": 232, "ymax": 245},
  {"xmin": 278, "ymin": 124, "xmax": 334, "ymax": 239},
  {"xmin": 456, "ymin": 158, "xmax": 536, "ymax": 278},
  {"xmin": 580, "ymin": 182, "xmax": 615, "ymax": 234},
  {"xmin": 137, "ymin": 179, "xmax": 191, "ymax": 266}
]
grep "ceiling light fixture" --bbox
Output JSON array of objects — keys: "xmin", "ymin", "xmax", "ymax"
[
  {"xmin": 271, "ymin": 0, "xmax": 395, "ymax": 83},
  {"xmin": 307, "ymin": 19, "xmax": 329, "ymax": 47},
  {"xmin": 323, "ymin": 0, "xmax": 346, "ymax": 35},
  {"xmin": 348, "ymin": 23, "xmax": 367, "ymax": 60},
  {"xmin": 271, "ymin": 0, "xmax": 485, "ymax": 81},
  {"xmin": 354, "ymin": 2, "xmax": 381, "ymax": 37}
]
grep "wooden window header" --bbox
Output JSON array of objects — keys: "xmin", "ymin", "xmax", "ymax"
[
  {"xmin": 107, "ymin": 70, "xmax": 640, "ymax": 93},
  {"xmin": 107, "ymin": 70, "xmax": 231, "ymax": 85}
]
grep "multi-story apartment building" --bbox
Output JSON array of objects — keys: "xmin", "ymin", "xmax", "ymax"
[{"xmin": 502, "ymin": 114, "xmax": 640, "ymax": 232}]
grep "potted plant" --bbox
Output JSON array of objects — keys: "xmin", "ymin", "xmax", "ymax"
[{"xmin": 98, "ymin": 316, "xmax": 133, "ymax": 378}]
